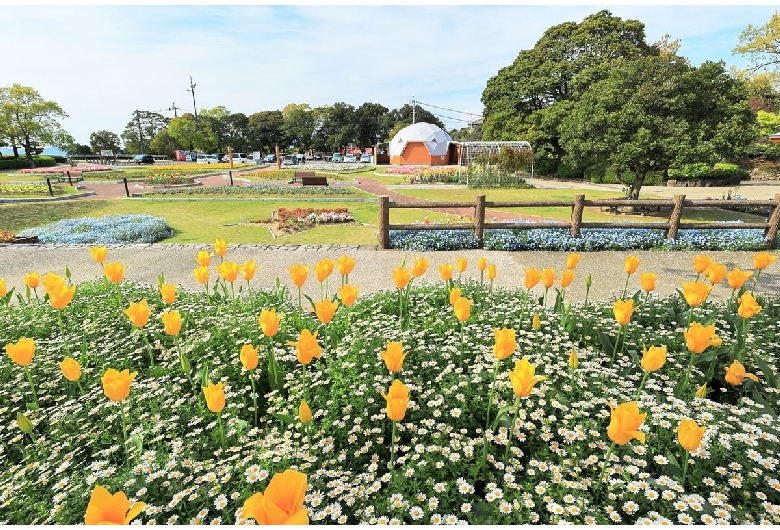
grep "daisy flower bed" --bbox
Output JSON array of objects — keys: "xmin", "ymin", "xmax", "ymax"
[{"xmin": 0, "ymin": 247, "xmax": 779, "ymax": 524}]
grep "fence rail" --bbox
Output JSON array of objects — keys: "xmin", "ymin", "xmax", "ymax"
[{"xmin": 377, "ymin": 194, "xmax": 780, "ymax": 250}]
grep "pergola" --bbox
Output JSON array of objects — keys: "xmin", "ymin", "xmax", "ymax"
[{"xmin": 456, "ymin": 141, "xmax": 534, "ymax": 181}]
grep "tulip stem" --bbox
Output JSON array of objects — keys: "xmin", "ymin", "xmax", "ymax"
[
  {"xmin": 680, "ymin": 449, "xmax": 690, "ymax": 488},
  {"xmin": 141, "ymin": 330, "xmax": 155, "ymax": 367},
  {"xmin": 218, "ymin": 413, "xmax": 225, "ymax": 448},
  {"xmin": 76, "ymin": 379, "xmax": 86, "ymax": 396},
  {"xmin": 57, "ymin": 309, "xmax": 72, "ymax": 357},
  {"xmin": 397, "ymin": 289, "xmax": 403, "ymax": 329},
  {"xmin": 610, "ymin": 326, "xmax": 623, "ymax": 367},
  {"xmin": 390, "ymin": 420, "xmax": 397, "ymax": 480},
  {"xmin": 635, "ymin": 371, "xmax": 650, "ymax": 401},
  {"xmin": 504, "ymin": 397, "xmax": 522, "ymax": 461},
  {"xmin": 23, "ymin": 366, "xmax": 39, "ymax": 409},
  {"xmin": 677, "ymin": 352, "xmax": 696, "ymax": 399},
  {"xmin": 484, "ymin": 360, "xmax": 501, "ymax": 432},
  {"xmin": 120, "ymin": 402, "xmax": 128, "ymax": 445},
  {"xmin": 597, "ymin": 441, "xmax": 616, "ymax": 491},
  {"xmin": 622, "ymin": 274, "xmax": 630, "ymax": 299},
  {"xmin": 250, "ymin": 375, "xmax": 258, "ymax": 427}
]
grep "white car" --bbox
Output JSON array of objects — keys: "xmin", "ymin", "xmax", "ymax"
[
  {"xmin": 229, "ymin": 152, "xmax": 250, "ymax": 164},
  {"xmin": 196, "ymin": 154, "xmax": 218, "ymax": 164},
  {"xmin": 344, "ymin": 154, "xmax": 357, "ymax": 163}
]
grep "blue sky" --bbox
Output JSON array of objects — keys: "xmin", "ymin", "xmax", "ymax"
[{"xmin": 1, "ymin": 4, "xmax": 778, "ymax": 146}]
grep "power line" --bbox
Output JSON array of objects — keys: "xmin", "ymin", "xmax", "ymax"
[{"xmin": 415, "ymin": 100, "xmax": 483, "ymax": 118}]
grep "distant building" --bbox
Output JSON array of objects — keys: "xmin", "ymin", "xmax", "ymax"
[
  {"xmin": 770, "ymin": 131, "xmax": 780, "ymax": 143},
  {"xmin": 389, "ymin": 122, "xmax": 458, "ymax": 165}
]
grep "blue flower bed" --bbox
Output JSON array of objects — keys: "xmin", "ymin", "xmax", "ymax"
[
  {"xmin": 390, "ymin": 221, "xmax": 777, "ymax": 251},
  {"xmin": 17, "ymin": 214, "xmax": 174, "ymax": 244}
]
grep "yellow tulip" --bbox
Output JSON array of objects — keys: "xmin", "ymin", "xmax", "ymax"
[
  {"xmin": 124, "ymin": 299, "xmax": 151, "ymax": 328},
  {"xmin": 456, "ymin": 257, "xmax": 468, "ymax": 273},
  {"xmin": 524, "ymin": 267, "xmax": 542, "ymax": 289},
  {"xmin": 337, "ymin": 283, "xmax": 358, "ymax": 307},
  {"xmin": 508, "ymin": 357, "xmax": 547, "ymax": 398},
  {"xmin": 193, "ymin": 266, "xmax": 209, "ymax": 285},
  {"xmin": 704, "ymin": 262, "xmax": 727, "ymax": 285},
  {"xmin": 753, "ymin": 251, "xmax": 777, "ymax": 270},
  {"xmin": 640, "ymin": 345, "xmax": 667, "ymax": 372},
  {"xmin": 161, "ymin": 310, "xmax": 182, "ymax": 336},
  {"xmin": 449, "ymin": 287, "xmax": 462, "ymax": 306},
  {"xmin": 60, "ymin": 357, "xmax": 82, "ymax": 381},
  {"xmin": 532, "ymin": 312, "xmax": 541, "ymax": 331},
  {"xmin": 453, "ymin": 297, "xmax": 471, "ymax": 322},
  {"xmin": 103, "ymin": 262, "xmax": 126, "ymax": 284},
  {"xmin": 288, "ymin": 263, "xmax": 309, "ymax": 288},
  {"xmin": 392, "ymin": 267, "xmax": 411, "ymax": 289},
  {"xmin": 477, "ymin": 257, "xmax": 487, "ymax": 271},
  {"xmin": 289, "ymin": 329, "xmax": 322, "ymax": 365},
  {"xmin": 695, "ymin": 383, "xmax": 708, "ymax": 398},
  {"xmin": 681, "ymin": 281, "xmax": 712, "ymax": 307},
  {"xmin": 160, "ymin": 283, "xmax": 177, "ymax": 304},
  {"xmin": 314, "ymin": 299, "xmax": 338, "ymax": 325},
  {"xmin": 84, "ymin": 485, "xmax": 146, "ymax": 525},
  {"xmin": 540, "ymin": 268, "xmax": 556, "ymax": 289},
  {"xmin": 24, "ymin": 272, "xmax": 40, "ymax": 289},
  {"xmin": 412, "ymin": 257, "xmax": 429, "ymax": 278},
  {"xmin": 42, "ymin": 272, "xmax": 65, "ymax": 294},
  {"xmin": 48, "ymin": 282, "xmax": 76, "ymax": 310},
  {"xmin": 242, "ymin": 469, "xmax": 309, "ymax": 525},
  {"xmin": 493, "ymin": 327, "xmax": 516, "ymax": 360},
  {"xmin": 314, "ymin": 258, "xmax": 335, "ymax": 283},
  {"xmin": 724, "ymin": 359, "xmax": 759, "ymax": 386},
  {"xmin": 624, "ymin": 255, "xmax": 640, "ymax": 275},
  {"xmin": 0, "ymin": 278, "xmax": 5, "ymax": 297},
  {"xmin": 607, "ymin": 401, "xmax": 646, "ymax": 445},
  {"xmin": 241, "ymin": 260, "xmax": 257, "ymax": 281},
  {"xmin": 439, "ymin": 263, "xmax": 453, "ymax": 281},
  {"xmin": 258, "ymin": 308, "xmax": 282, "ymax": 337},
  {"xmin": 240, "ymin": 344, "xmax": 258, "ymax": 371},
  {"xmin": 5, "ymin": 337, "xmax": 35, "ymax": 366},
  {"xmin": 693, "ymin": 254, "xmax": 712, "ymax": 274},
  {"xmin": 216, "ymin": 260, "xmax": 239, "ymax": 283},
  {"xmin": 677, "ymin": 418, "xmax": 706, "ymax": 453},
  {"xmin": 299, "ymin": 399, "xmax": 312, "ymax": 424},
  {"xmin": 737, "ymin": 292, "xmax": 761, "ymax": 319},
  {"xmin": 382, "ymin": 379, "xmax": 410, "ymax": 421},
  {"xmin": 195, "ymin": 250, "xmax": 211, "ymax": 267},
  {"xmin": 613, "ymin": 299, "xmax": 634, "ymax": 326},
  {"xmin": 566, "ymin": 253, "xmax": 581, "ymax": 270},
  {"xmin": 101, "ymin": 368, "xmax": 137, "ymax": 402},
  {"xmin": 381, "ymin": 341, "xmax": 407, "ymax": 373},
  {"xmin": 568, "ymin": 349, "xmax": 579, "ymax": 369},
  {"xmin": 213, "ymin": 238, "xmax": 227, "ymax": 258},
  {"xmin": 560, "ymin": 269, "xmax": 575, "ymax": 288},
  {"xmin": 487, "ymin": 264, "xmax": 497, "ymax": 280},
  {"xmin": 684, "ymin": 322, "xmax": 721, "ymax": 354},
  {"xmin": 203, "ymin": 381, "xmax": 225, "ymax": 413},
  {"xmin": 90, "ymin": 246, "xmax": 108, "ymax": 265},
  {"xmin": 726, "ymin": 267, "xmax": 753, "ymax": 290},
  {"xmin": 337, "ymin": 255, "xmax": 356, "ymax": 277},
  {"xmin": 640, "ymin": 272, "xmax": 656, "ymax": 292}
]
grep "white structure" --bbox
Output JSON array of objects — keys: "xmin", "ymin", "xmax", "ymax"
[{"xmin": 389, "ymin": 122, "xmax": 456, "ymax": 165}]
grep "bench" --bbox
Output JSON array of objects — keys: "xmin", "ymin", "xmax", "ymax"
[{"xmin": 295, "ymin": 171, "xmax": 328, "ymax": 186}]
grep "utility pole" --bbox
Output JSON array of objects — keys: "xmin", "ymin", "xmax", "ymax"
[
  {"xmin": 187, "ymin": 76, "xmax": 198, "ymax": 124},
  {"xmin": 168, "ymin": 102, "xmax": 180, "ymax": 118},
  {"xmin": 135, "ymin": 110, "xmax": 144, "ymax": 154},
  {"xmin": 411, "ymin": 96, "xmax": 416, "ymax": 124}
]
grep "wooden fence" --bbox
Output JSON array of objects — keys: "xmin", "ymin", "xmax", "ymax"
[{"xmin": 377, "ymin": 194, "xmax": 780, "ymax": 250}]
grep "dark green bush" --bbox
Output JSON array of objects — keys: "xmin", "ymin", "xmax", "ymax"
[
  {"xmin": 762, "ymin": 143, "xmax": 780, "ymax": 161},
  {"xmin": 668, "ymin": 162, "xmax": 748, "ymax": 181},
  {"xmin": 0, "ymin": 155, "xmax": 57, "ymax": 169}
]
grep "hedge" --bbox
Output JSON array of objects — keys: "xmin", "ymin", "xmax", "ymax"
[{"xmin": 0, "ymin": 155, "xmax": 58, "ymax": 170}]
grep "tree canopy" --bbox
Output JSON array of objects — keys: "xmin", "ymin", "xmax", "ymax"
[{"xmin": 734, "ymin": 11, "xmax": 780, "ymax": 72}]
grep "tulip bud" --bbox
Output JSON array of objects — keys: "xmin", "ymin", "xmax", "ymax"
[
  {"xmin": 568, "ymin": 349, "xmax": 579, "ymax": 369},
  {"xmin": 585, "ymin": 273, "xmax": 592, "ymax": 289},
  {"xmin": 299, "ymin": 399, "xmax": 312, "ymax": 424},
  {"xmin": 695, "ymin": 383, "xmax": 707, "ymax": 398},
  {"xmin": 16, "ymin": 412, "xmax": 33, "ymax": 434},
  {"xmin": 532, "ymin": 313, "xmax": 541, "ymax": 331}
]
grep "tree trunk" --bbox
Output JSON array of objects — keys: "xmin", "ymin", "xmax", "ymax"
[
  {"xmin": 629, "ymin": 172, "xmax": 646, "ymax": 200},
  {"xmin": 23, "ymin": 134, "xmax": 36, "ymax": 168}
]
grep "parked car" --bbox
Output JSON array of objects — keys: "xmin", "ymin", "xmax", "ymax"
[
  {"xmin": 332, "ymin": 153, "xmax": 344, "ymax": 163},
  {"xmin": 360, "ymin": 153, "xmax": 371, "ymax": 163},
  {"xmin": 196, "ymin": 153, "xmax": 218, "ymax": 164},
  {"xmin": 229, "ymin": 152, "xmax": 249, "ymax": 164},
  {"xmin": 282, "ymin": 154, "xmax": 296, "ymax": 165},
  {"xmin": 344, "ymin": 153, "xmax": 357, "ymax": 163},
  {"xmin": 213, "ymin": 153, "xmax": 226, "ymax": 162},
  {"xmin": 263, "ymin": 154, "xmax": 277, "ymax": 163},
  {"xmin": 132, "ymin": 154, "xmax": 155, "ymax": 164}
]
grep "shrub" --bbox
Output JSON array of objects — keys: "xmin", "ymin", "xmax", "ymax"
[
  {"xmin": 0, "ymin": 155, "xmax": 57, "ymax": 170},
  {"xmin": 668, "ymin": 163, "xmax": 747, "ymax": 182},
  {"xmin": 762, "ymin": 143, "xmax": 780, "ymax": 161},
  {"xmin": 17, "ymin": 214, "xmax": 173, "ymax": 244}
]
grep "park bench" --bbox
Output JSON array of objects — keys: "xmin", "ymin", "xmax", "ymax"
[{"xmin": 295, "ymin": 171, "xmax": 328, "ymax": 186}]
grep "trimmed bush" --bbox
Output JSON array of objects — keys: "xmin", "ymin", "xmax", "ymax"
[{"xmin": 0, "ymin": 155, "xmax": 57, "ymax": 170}]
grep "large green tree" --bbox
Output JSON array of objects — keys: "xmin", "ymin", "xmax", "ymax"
[
  {"xmin": 247, "ymin": 111, "xmax": 285, "ymax": 154},
  {"xmin": 354, "ymin": 102, "xmax": 392, "ymax": 148},
  {"xmin": 89, "ymin": 130, "xmax": 122, "ymax": 154},
  {"xmin": 481, "ymin": 10, "xmax": 655, "ymax": 162},
  {"xmin": 167, "ymin": 114, "xmax": 211, "ymax": 153},
  {"xmin": 734, "ymin": 11, "xmax": 780, "ymax": 72},
  {"xmin": 0, "ymin": 84, "xmax": 74, "ymax": 167},
  {"xmin": 560, "ymin": 55, "xmax": 756, "ymax": 199},
  {"xmin": 121, "ymin": 111, "xmax": 168, "ymax": 154},
  {"xmin": 281, "ymin": 103, "xmax": 317, "ymax": 151}
]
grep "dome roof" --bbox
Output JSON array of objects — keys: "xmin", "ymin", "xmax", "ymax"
[{"xmin": 389, "ymin": 122, "xmax": 452, "ymax": 157}]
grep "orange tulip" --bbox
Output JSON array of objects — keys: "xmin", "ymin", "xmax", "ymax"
[
  {"xmin": 103, "ymin": 262, "xmax": 126, "ymax": 284},
  {"xmin": 193, "ymin": 266, "xmax": 209, "ymax": 285},
  {"xmin": 101, "ymin": 368, "xmax": 137, "ymax": 402},
  {"xmin": 392, "ymin": 267, "xmax": 411, "ymax": 289},
  {"xmin": 0, "ymin": 278, "xmax": 5, "ymax": 297},
  {"xmin": 624, "ymin": 256, "xmax": 640, "ymax": 275},
  {"xmin": 242, "ymin": 469, "xmax": 309, "ymax": 525},
  {"xmin": 258, "ymin": 308, "xmax": 282, "ymax": 337},
  {"xmin": 560, "ymin": 269, "xmax": 575, "ymax": 288},
  {"xmin": 90, "ymin": 246, "xmax": 108, "ymax": 265},
  {"xmin": 288, "ymin": 329, "xmax": 322, "ymax": 365},
  {"xmin": 737, "ymin": 292, "xmax": 761, "ymax": 319},
  {"xmin": 24, "ymin": 272, "xmax": 40, "ymax": 289},
  {"xmin": 337, "ymin": 255, "xmax": 356, "ymax": 277},
  {"xmin": 453, "ymin": 297, "xmax": 471, "ymax": 322},
  {"xmin": 380, "ymin": 341, "xmax": 407, "ymax": 372},
  {"xmin": 487, "ymin": 264, "xmax": 497, "ymax": 280},
  {"xmin": 412, "ymin": 257, "xmax": 429, "ymax": 278},
  {"xmin": 493, "ymin": 327, "xmax": 517, "ymax": 360},
  {"xmin": 314, "ymin": 258, "xmax": 335, "ymax": 283},
  {"xmin": 124, "ymin": 299, "xmax": 151, "ymax": 328},
  {"xmin": 60, "ymin": 357, "xmax": 82, "ymax": 381},
  {"xmin": 160, "ymin": 283, "xmax": 177, "ymax": 304},
  {"xmin": 84, "ymin": 485, "xmax": 145, "ymax": 525},
  {"xmin": 299, "ymin": 399, "xmax": 312, "ymax": 424},
  {"xmin": 42, "ymin": 272, "xmax": 65, "ymax": 294},
  {"xmin": 753, "ymin": 251, "xmax": 777, "ymax": 270},
  {"xmin": 240, "ymin": 344, "xmax": 258, "ymax": 371},
  {"xmin": 640, "ymin": 272, "xmax": 656, "ymax": 292},
  {"xmin": 693, "ymin": 254, "xmax": 712, "ymax": 274},
  {"xmin": 607, "ymin": 401, "xmax": 646, "ymax": 445},
  {"xmin": 439, "ymin": 263, "xmax": 453, "ymax": 282},
  {"xmin": 540, "ymin": 268, "xmax": 556, "ymax": 289},
  {"xmin": 217, "ymin": 260, "xmax": 239, "ymax": 283},
  {"xmin": 213, "ymin": 239, "xmax": 227, "ymax": 258},
  {"xmin": 640, "ymin": 345, "xmax": 666, "ymax": 372},
  {"xmin": 449, "ymin": 287, "xmax": 462, "ymax": 306},
  {"xmin": 613, "ymin": 299, "xmax": 634, "ymax": 326},
  {"xmin": 314, "ymin": 299, "xmax": 338, "ymax": 324},
  {"xmin": 566, "ymin": 253, "xmax": 581, "ymax": 270},
  {"xmin": 195, "ymin": 250, "xmax": 211, "ymax": 267},
  {"xmin": 203, "ymin": 381, "xmax": 225, "ymax": 413},
  {"xmin": 161, "ymin": 310, "xmax": 182, "ymax": 336},
  {"xmin": 724, "ymin": 359, "xmax": 760, "ymax": 386},
  {"xmin": 704, "ymin": 262, "xmax": 727, "ymax": 285},
  {"xmin": 508, "ymin": 357, "xmax": 547, "ymax": 397},
  {"xmin": 288, "ymin": 264, "xmax": 309, "ymax": 288},
  {"xmin": 681, "ymin": 282, "xmax": 712, "ymax": 307},
  {"xmin": 524, "ymin": 267, "xmax": 542, "ymax": 289},
  {"xmin": 684, "ymin": 322, "xmax": 722, "ymax": 354},
  {"xmin": 241, "ymin": 260, "xmax": 257, "ymax": 282},
  {"xmin": 477, "ymin": 257, "xmax": 487, "ymax": 271},
  {"xmin": 456, "ymin": 257, "xmax": 468, "ymax": 273},
  {"xmin": 337, "ymin": 283, "xmax": 358, "ymax": 307},
  {"xmin": 5, "ymin": 337, "xmax": 35, "ymax": 366},
  {"xmin": 677, "ymin": 419, "xmax": 706, "ymax": 453},
  {"xmin": 382, "ymin": 379, "xmax": 410, "ymax": 421},
  {"xmin": 49, "ymin": 282, "xmax": 76, "ymax": 310},
  {"xmin": 726, "ymin": 267, "xmax": 753, "ymax": 290}
]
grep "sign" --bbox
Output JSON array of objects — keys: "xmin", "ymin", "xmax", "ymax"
[{"xmin": 100, "ymin": 150, "xmax": 114, "ymax": 157}]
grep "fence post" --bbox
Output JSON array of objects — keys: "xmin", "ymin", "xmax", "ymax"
[
  {"xmin": 45, "ymin": 177, "xmax": 53, "ymax": 196},
  {"xmin": 228, "ymin": 170, "xmax": 234, "ymax": 186},
  {"xmin": 67, "ymin": 170, "xmax": 73, "ymax": 186},
  {"xmin": 765, "ymin": 193, "xmax": 780, "ymax": 249},
  {"xmin": 571, "ymin": 194, "xmax": 585, "ymax": 237},
  {"xmin": 666, "ymin": 194, "xmax": 686, "ymax": 239},
  {"xmin": 123, "ymin": 177, "xmax": 130, "ymax": 197},
  {"xmin": 378, "ymin": 196, "xmax": 390, "ymax": 250},
  {"xmin": 474, "ymin": 195, "xmax": 486, "ymax": 248}
]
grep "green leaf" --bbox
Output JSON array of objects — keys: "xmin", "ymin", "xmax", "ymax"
[
  {"xmin": 180, "ymin": 354, "xmax": 191, "ymax": 374},
  {"xmin": 26, "ymin": 402, "xmax": 40, "ymax": 411},
  {"xmin": 752, "ymin": 352, "xmax": 778, "ymax": 389},
  {"xmin": 129, "ymin": 433, "xmax": 143, "ymax": 452},
  {"xmin": 598, "ymin": 332, "xmax": 614, "ymax": 356},
  {"xmin": 65, "ymin": 266, "xmax": 71, "ymax": 282},
  {"xmin": 491, "ymin": 404, "xmax": 517, "ymax": 432},
  {"xmin": 270, "ymin": 413, "xmax": 295, "ymax": 425},
  {"xmin": 267, "ymin": 351, "xmax": 284, "ymax": 391}
]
